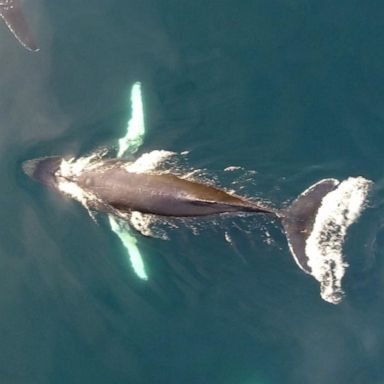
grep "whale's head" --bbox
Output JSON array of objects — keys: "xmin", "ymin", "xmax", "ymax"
[{"xmin": 22, "ymin": 156, "xmax": 63, "ymax": 188}]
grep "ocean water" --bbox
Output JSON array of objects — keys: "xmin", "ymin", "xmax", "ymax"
[{"xmin": 1, "ymin": 1, "xmax": 384, "ymax": 383}]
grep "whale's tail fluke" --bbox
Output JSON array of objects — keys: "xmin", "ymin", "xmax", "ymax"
[
  {"xmin": 0, "ymin": 0, "xmax": 39, "ymax": 51},
  {"xmin": 281, "ymin": 179, "xmax": 339, "ymax": 275},
  {"xmin": 281, "ymin": 177, "xmax": 372, "ymax": 304}
]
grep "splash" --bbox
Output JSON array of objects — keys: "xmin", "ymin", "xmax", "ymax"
[
  {"xmin": 55, "ymin": 152, "xmax": 109, "ymax": 218},
  {"xmin": 305, "ymin": 176, "xmax": 372, "ymax": 304},
  {"xmin": 123, "ymin": 150, "xmax": 176, "ymax": 173},
  {"xmin": 56, "ymin": 178, "xmax": 98, "ymax": 217},
  {"xmin": 59, "ymin": 150, "xmax": 107, "ymax": 176}
]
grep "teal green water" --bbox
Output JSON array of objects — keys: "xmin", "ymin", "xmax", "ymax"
[{"xmin": 1, "ymin": 1, "xmax": 384, "ymax": 383}]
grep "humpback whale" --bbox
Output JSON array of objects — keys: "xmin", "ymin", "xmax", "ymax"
[
  {"xmin": 22, "ymin": 153, "xmax": 371, "ymax": 304},
  {"xmin": 0, "ymin": 0, "xmax": 38, "ymax": 51},
  {"xmin": 22, "ymin": 155, "xmax": 338, "ymax": 272}
]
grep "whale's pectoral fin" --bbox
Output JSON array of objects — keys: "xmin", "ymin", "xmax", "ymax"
[{"xmin": 0, "ymin": 0, "xmax": 39, "ymax": 51}]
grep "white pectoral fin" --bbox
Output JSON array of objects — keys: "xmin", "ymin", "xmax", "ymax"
[
  {"xmin": 117, "ymin": 82, "xmax": 145, "ymax": 157},
  {"xmin": 108, "ymin": 215, "xmax": 148, "ymax": 280}
]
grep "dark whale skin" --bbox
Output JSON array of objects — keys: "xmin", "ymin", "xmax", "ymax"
[
  {"xmin": 76, "ymin": 167, "xmax": 276, "ymax": 217},
  {"xmin": 22, "ymin": 156, "xmax": 276, "ymax": 217}
]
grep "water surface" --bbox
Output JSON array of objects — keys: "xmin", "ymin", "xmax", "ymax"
[{"xmin": 1, "ymin": 1, "xmax": 384, "ymax": 383}]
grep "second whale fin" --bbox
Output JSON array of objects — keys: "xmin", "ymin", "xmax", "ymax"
[{"xmin": 0, "ymin": 0, "xmax": 39, "ymax": 51}]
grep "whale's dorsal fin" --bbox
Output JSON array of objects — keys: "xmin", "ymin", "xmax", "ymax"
[{"xmin": 0, "ymin": 0, "xmax": 39, "ymax": 51}]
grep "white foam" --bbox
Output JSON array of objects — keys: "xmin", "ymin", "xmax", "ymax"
[
  {"xmin": 57, "ymin": 179, "xmax": 90, "ymax": 203},
  {"xmin": 59, "ymin": 151, "xmax": 106, "ymax": 178},
  {"xmin": 224, "ymin": 231, "xmax": 233, "ymax": 244},
  {"xmin": 56, "ymin": 176, "xmax": 101, "ymax": 220},
  {"xmin": 130, "ymin": 211, "xmax": 155, "ymax": 237},
  {"xmin": 224, "ymin": 166, "xmax": 242, "ymax": 172},
  {"xmin": 123, "ymin": 150, "xmax": 176, "ymax": 173},
  {"xmin": 54, "ymin": 153, "xmax": 109, "ymax": 218},
  {"xmin": 305, "ymin": 176, "xmax": 372, "ymax": 304},
  {"xmin": 129, "ymin": 211, "xmax": 169, "ymax": 240}
]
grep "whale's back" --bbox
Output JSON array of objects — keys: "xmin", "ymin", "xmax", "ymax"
[{"xmin": 77, "ymin": 168, "xmax": 274, "ymax": 217}]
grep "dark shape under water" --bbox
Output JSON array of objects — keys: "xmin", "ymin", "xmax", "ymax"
[
  {"xmin": 22, "ymin": 155, "xmax": 339, "ymax": 276},
  {"xmin": 0, "ymin": 0, "xmax": 39, "ymax": 51}
]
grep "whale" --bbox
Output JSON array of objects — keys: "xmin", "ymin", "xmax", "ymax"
[
  {"xmin": 22, "ymin": 156, "xmax": 280, "ymax": 217},
  {"xmin": 22, "ymin": 155, "xmax": 341, "ymax": 276},
  {"xmin": 22, "ymin": 153, "xmax": 374, "ymax": 304},
  {"xmin": 0, "ymin": 0, "xmax": 39, "ymax": 51}
]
